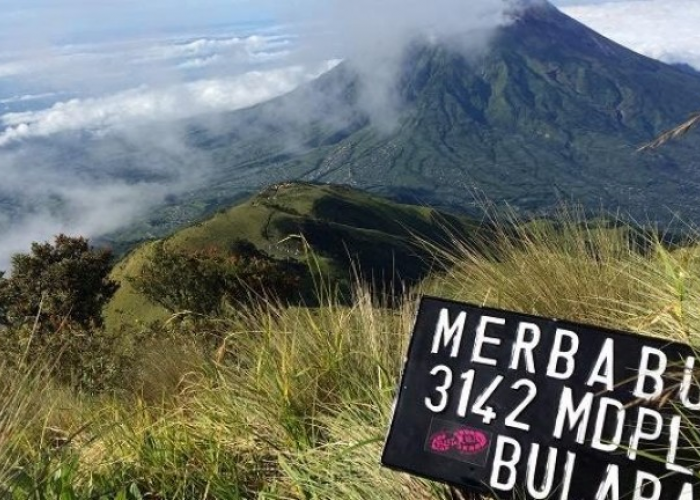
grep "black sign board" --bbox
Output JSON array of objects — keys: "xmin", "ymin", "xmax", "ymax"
[{"xmin": 382, "ymin": 297, "xmax": 700, "ymax": 499}]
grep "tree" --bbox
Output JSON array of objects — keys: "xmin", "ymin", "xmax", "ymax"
[
  {"xmin": 131, "ymin": 240, "xmax": 304, "ymax": 315},
  {"xmin": 132, "ymin": 243, "xmax": 225, "ymax": 315},
  {"xmin": 0, "ymin": 235, "xmax": 118, "ymax": 330}
]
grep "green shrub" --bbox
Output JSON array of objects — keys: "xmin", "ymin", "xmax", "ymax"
[
  {"xmin": 0, "ymin": 234, "xmax": 118, "ymax": 331},
  {"xmin": 0, "ymin": 323, "xmax": 138, "ymax": 392},
  {"xmin": 130, "ymin": 241, "xmax": 305, "ymax": 315}
]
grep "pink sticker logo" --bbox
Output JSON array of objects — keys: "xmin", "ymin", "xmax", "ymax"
[
  {"xmin": 424, "ymin": 419, "xmax": 493, "ymax": 466},
  {"xmin": 430, "ymin": 428, "xmax": 490, "ymax": 456}
]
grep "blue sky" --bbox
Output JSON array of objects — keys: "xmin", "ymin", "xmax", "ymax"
[
  {"xmin": 0, "ymin": 0, "xmax": 273, "ymax": 43},
  {"xmin": 0, "ymin": 0, "xmax": 643, "ymax": 45}
]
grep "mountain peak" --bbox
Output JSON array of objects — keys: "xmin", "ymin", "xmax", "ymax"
[
  {"xmin": 505, "ymin": 0, "xmax": 555, "ymax": 17},
  {"xmin": 295, "ymin": 4, "xmax": 700, "ymax": 220},
  {"xmin": 163, "ymin": 2, "xmax": 700, "ymax": 232},
  {"xmin": 498, "ymin": 1, "xmax": 632, "ymax": 61}
]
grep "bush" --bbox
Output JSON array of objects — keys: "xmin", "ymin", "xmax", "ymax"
[
  {"xmin": 0, "ymin": 323, "xmax": 139, "ymax": 392},
  {"xmin": 0, "ymin": 235, "xmax": 124, "ymax": 392},
  {"xmin": 0, "ymin": 235, "xmax": 118, "ymax": 331},
  {"xmin": 131, "ymin": 240, "xmax": 305, "ymax": 315}
]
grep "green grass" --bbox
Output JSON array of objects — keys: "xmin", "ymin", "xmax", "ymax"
[
  {"xmin": 5, "ymin": 213, "xmax": 700, "ymax": 499},
  {"xmin": 104, "ymin": 182, "xmax": 481, "ymax": 332}
]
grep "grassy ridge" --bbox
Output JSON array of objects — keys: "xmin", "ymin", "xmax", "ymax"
[
  {"xmin": 3, "ymin": 214, "xmax": 700, "ymax": 498},
  {"xmin": 105, "ymin": 183, "xmax": 482, "ymax": 331}
]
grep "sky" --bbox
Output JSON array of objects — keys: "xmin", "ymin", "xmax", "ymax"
[
  {"xmin": 0, "ymin": 1, "xmax": 271, "ymax": 43},
  {"xmin": 0, "ymin": 0, "xmax": 698, "ymax": 269}
]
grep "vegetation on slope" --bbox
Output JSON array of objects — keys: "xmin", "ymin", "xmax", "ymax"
[
  {"xmin": 105, "ymin": 182, "xmax": 483, "ymax": 331},
  {"xmin": 2, "ymin": 211, "xmax": 700, "ymax": 498},
  {"xmin": 101, "ymin": 3, "xmax": 700, "ymax": 250}
]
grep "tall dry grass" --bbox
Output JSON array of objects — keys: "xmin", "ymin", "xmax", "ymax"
[
  {"xmin": 433, "ymin": 214, "xmax": 700, "ymax": 342},
  {"xmin": 3, "ymin": 214, "xmax": 700, "ymax": 498}
]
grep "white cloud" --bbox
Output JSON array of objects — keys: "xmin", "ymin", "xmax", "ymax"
[
  {"xmin": 0, "ymin": 32, "xmax": 297, "ymax": 96},
  {"xmin": 177, "ymin": 55, "xmax": 222, "ymax": 70},
  {"xmin": 0, "ymin": 183, "xmax": 168, "ymax": 270},
  {"xmin": 0, "ymin": 118, "xmax": 217, "ymax": 270},
  {"xmin": 296, "ymin": 0, "xmax": 536, "ymax": 60},
  {"xmin": 284, "ymin": 0, "xmax": 541, "ymax": 130},
  {"xmin": 0, "ymin": 92, "xmax": 63, "ymax": 105},
  {"xmin": 561, "ymin": 0, "xmax": 700, "ymax": 69},
  {"xmin": 131, "ymin": 34, "xmax": 292, "ymax": 67},
  {"xmin": 0, "ymin": 60, "xmax": 339, "ymax": 146},
  {"xmin": 0, "ymin": 19, "xmax": 323, "ymax": 269},
  {"xmin": 0, "ymin": 61, "xmax": 28, "ymax": 78},
  {"xmin": 0, "ymin": 50, "xmax": 341, "ymax": 269}
]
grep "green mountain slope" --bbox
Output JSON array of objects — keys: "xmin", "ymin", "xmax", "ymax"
[
  {"xmin": 106, "ymin": 182, "xmax": 482, "ymax": 327},
  {"xmin": 106, "ymin": 2, "xmax": 700, "ymax": 249}
]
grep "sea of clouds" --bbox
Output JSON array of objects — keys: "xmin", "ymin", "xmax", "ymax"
[{"xmin": 561, "ymin": 0, "xmax": 700, "ymax": 70}]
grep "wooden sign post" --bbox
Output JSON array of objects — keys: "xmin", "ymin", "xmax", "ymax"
[{"xmin": 382, "ymin": 297, "xmax": 700, "ymax": 499}]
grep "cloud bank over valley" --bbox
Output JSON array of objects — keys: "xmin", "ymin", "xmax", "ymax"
[
  {"xmin": 0, "ymin": 26, "xmax": 335, "ymax": 269},
  {"xmin": 0, "ymin": 61, "xmax": 338, "ymax": 146}
]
